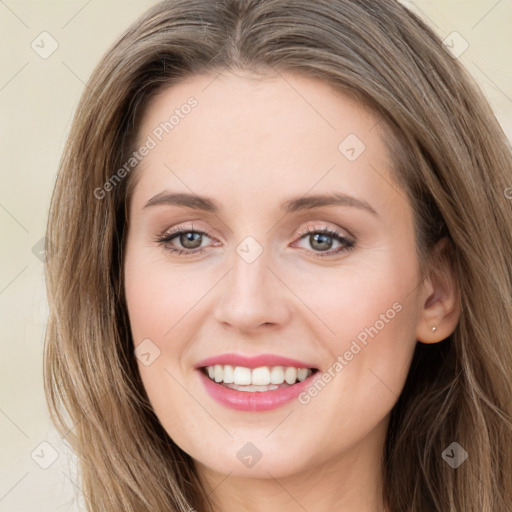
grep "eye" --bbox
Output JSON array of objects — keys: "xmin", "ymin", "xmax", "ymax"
[
  {"xmin": 293, "ymin": 224, "xmax": 355, "ymax": 258},
  {"xmin": 155, "ymin": 223, "xmax": 356, "ymax": 258},
  {"xmin": 155, "ymin": 224, "xmax": 215, "ymax": 256}
]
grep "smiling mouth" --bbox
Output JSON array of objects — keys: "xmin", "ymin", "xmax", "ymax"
[{"xmin": 201, "ymin": 365, "xmax": 319, "ymax": 392}]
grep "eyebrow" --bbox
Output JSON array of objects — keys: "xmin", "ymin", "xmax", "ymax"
[{"xmin": 143, "ymin": 191, "xmax": 378, "ymax": 216}]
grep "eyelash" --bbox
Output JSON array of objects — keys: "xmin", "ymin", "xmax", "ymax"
[{"xmin": 155, "ymin": 224, "xmax": 356, "ymax": 259}]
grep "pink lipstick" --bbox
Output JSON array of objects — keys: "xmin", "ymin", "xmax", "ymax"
[{"xmin": 195, "ymin": 353, "xmax": 319, "ymax": 412}]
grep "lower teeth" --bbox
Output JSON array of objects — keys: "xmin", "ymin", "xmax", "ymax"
[{"xmin": 221, "ymin": 382, "xmax": 289, "ymax": 392}]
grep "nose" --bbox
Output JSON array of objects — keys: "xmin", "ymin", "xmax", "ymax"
[{"xmin": 213, "ymin": 246, "xmax": 291, "ymax": 333}]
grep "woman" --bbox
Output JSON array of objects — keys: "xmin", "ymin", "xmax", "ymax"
[{"xmin": 43, "ymin": 0, "xmax": 512, "ymax": 510}]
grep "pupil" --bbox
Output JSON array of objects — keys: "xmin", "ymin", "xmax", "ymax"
[
  {"xmin": 182, "ymin": 232, "xmax": 201, "ymax": 248},
  {"xmin": 312, "ymin": 233, "xmax": 331, "ymax": 250},
  {"xmin": 179, "ymin": 232, "xmax": 334, "ymax": 251}
]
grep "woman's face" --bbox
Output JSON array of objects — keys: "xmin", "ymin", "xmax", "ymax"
[{"xmin": 123, "ymin": 71, "xmax": 430, "ymax": 480}]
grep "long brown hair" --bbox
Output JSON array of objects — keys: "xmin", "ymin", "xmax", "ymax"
[{"xmin": 43, "ymin": 0, "xmax": 512, "ymax": 510}]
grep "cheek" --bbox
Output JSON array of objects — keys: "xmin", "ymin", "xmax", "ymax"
[
  {"xmin": 120, "ymin": 242, "xmax": 422, "ymax": 478},
  {"xmin": 123, "ymin": 245, "xmax": 216, "ymax": 431},
  {"xmin": 124, "ymin": 253, "xmax": 201, "ymax": 448},
  {"xmin": 293, "ymin": 247, "xmax": 420, "ymax": 410},
  {"xmin": 124, "ymin": 245, "xmax": 204, "ymax": 344},
  {"xmin": 288, "ymin": 247, "xmax": 419, "ymax": 352}
]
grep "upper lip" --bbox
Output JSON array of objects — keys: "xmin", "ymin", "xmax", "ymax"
[{"xmin": 194, "ymin": 353, "xmax": 318, "ymax": 370}]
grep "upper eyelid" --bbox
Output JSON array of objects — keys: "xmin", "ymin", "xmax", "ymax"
[
  {"xmin": 156, "ymin": 223, "xmax": 356, "ymax": 260},
  {"xmin": 296, "ymin": 223, "xmax": 353, "ymax": 238},
  {"xmin": 159, "ymin": 223, "xmax": 354, "ymax": 246},
  {"xmin": 160, "ymin": 223, "xmax": 348, "ymax": 238}
]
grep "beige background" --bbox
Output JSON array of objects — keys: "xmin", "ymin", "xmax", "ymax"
[{"xmin": 0, "ymin": 1, "xmax": 510, "ymax": 510}]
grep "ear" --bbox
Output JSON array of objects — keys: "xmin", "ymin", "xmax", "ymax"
[{"xmin": 415, "ymin": 237, "xmax": 461, "ymax": 344}]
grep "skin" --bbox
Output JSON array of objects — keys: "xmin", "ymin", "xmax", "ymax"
[{"xmin": 123, "ymin": 70, "xmax": 460, "ymax": 512}]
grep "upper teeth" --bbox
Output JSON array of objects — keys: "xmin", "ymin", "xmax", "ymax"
[{"xmin": 206, "ymin": 365, "xmax": 312, "ymax": 386}]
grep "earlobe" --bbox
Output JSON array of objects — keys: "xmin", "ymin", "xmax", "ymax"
[
  {"xmin": 415, "ymin": 238, "xmax": 461, "ymax": 344},
  {"xmin": 417, "ymin": 323, "xmax": 460, "ymax": 344},
  {"xmin": 416, "ymin": 288, "xmax": 460, "ymax": 344}
]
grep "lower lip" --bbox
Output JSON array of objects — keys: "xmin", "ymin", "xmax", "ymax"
[{"xmin": 197, "ymin": 369, "xmax": 318, "ymax": 412}]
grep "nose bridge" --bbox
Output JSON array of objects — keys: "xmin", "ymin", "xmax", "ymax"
[
  {"xmin": 228, "ymin": 240, "xmax": 273, "ymax": 306},
  {"xmin": 214, "ymin": 238, "xmax": 289, "ymax": 330}
]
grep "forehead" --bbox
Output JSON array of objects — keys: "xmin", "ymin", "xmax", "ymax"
[
  {"xmin": 136, "ymin": 70, "xmax": 382, "ymax": 153},
  {"xmin": 130, "ymin": 70, "xmax": 401, "ymax": 217}
]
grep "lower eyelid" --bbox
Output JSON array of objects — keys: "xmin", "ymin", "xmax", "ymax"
[{"xmin": 157, "ymin": 227, "xmax": 355, "ymax": 256}]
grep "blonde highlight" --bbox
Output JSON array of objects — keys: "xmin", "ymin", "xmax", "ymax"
[{"xmin": 44, "ymin": 1, "xmax": 512, "ymax": 510}]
